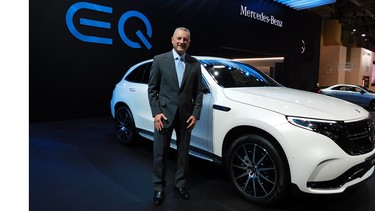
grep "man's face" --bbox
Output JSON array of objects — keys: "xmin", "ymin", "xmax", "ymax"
[{"xmin": 171, "ymin": 29, "xmax": 190, "ymax": 55}]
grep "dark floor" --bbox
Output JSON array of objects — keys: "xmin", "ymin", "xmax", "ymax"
[{"xmin": 29, "ymin": 116, "xmax": 375, "ymax": 211}]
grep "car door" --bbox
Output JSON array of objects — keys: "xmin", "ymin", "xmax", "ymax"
[
  {"xmin": 190, "ymin": 76, "xmax": 211, "ymax": 152},
  {"xmin": 349, "ymin": 87, "xmax": 366, "ymax": 106},
  {"xmin": 168, "ymin": 74, "xmax": 212, "ymax": 155},
  {"xmin": 333, "ymin": 85, "xmax": 353, "ymax": 102},
  {"xmin": 125, "ymin": 62, "xmax": 154, "ymax": 132},
  {"xmin": 138, "ymin": 63, "xmax": 211, "ymax": 153}
]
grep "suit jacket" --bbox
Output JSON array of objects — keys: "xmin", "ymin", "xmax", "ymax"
[{"xmin": 148, "ymin": 51, "xmax": 203, "ymax": 128}]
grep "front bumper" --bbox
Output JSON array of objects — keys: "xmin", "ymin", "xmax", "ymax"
[
  {"xmin": 307, "ymin": 153, "xmax": 375, "ymax": 191},
  {"xmin": 274, "ymin": 122, "xmax": 375, "ymax": 194}
]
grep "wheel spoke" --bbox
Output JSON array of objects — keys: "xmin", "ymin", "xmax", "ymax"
[
  {"xmin": 255, "ymin": 153, "xmax": 268, "ymax": 166},
  {"xmin": 259, "ymin": 172, "xmax": 275, "ymax": 185},
  {"xmin": 123, "ymin": 115, "xmax": 129, "ymax": 125},
  {"xmin": 256, "ymin": 177, "xmax": 269, "ymax": 195},
  {"xmin": 234, "ymin": 151, "xmax": 250, "ymax": 167},
  {"xmin": 252, "ymin": 144, "xmax": 256, "ymax": 164},
  {"xmin": 235, "ymin": 172, "xmax": 250, "ymax": 181},
  {"xmin": 232, "ymin": 164, "xmax": 248, "ymax": 171},
  {"xmin": 259, "ymin": 167, "xmax": 275, "ymax": 172},
  {"xmin": 252, "ymin": 176, "xmax": 257, "ymax": 197},
  {"xmin": 251, "ymin": 144, "xmax": 268, "ymax": 166},
  {"xmin": 242, "ymin": 175, "xmax": 252, "ymax": 191},
  {"xmin": 242, "ymin": 145, "xmax": 252, "ymax": 166}
]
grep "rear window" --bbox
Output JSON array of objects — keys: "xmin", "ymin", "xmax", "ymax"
[{"xmin": 125, "ymin": 62, "xmax": 151, "ymax": 84}]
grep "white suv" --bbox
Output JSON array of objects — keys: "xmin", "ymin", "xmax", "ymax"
[{"xmin": 110, "ymin": 57, "xmax": 375, "ymax": 205}]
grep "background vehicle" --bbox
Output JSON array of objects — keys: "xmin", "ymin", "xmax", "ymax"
[
  {"xmin": 318, "ymin": 84, "xmax": 375, "ymax": 110},
  {"xmin": 110, "ymin": 57, "xmax": 375, "ymax": 206}
]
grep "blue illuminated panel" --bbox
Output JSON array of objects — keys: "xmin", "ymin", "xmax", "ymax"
[{"xmin": 274, "ymin": 0, "xmax": 336, "ymax": 10}]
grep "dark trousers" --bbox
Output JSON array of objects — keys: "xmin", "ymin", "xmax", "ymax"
[{"xmin": 153, "ymin": 112, "xmax": 191, "ymax": 191}]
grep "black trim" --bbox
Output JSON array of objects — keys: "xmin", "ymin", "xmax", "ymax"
[
  {"xmin": 136, "ymin": 128, "xmax": 222, "ymax": 164},
  {"xmin": 213, "ymin": 104, "xmax": 231, "ymax": 112},
  {"xmin": 307, "ymin": 158, "xmax": 375, "ymax": 189}
]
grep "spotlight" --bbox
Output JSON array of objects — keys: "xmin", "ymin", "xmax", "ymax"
[{"xmin": 274, "ymin": 0, "xmax": 336, "ymax": 10}]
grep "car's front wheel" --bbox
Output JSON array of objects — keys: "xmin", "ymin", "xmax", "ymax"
[
  {"xmin": 115, "ymin": 106, "xmax": 136, "ymax": 144},
  {"xmin": 226, "ymin": 134, "xmax": 289, "ymax": 206},
  {"xmin": 369, "ymin": 100, "xmax": 375, "ymax": 111}
]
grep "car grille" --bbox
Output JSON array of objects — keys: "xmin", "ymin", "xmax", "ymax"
[
  {"xmin": 307, "ymin": 116, "xmax": 375, "ymax": 190},
  {"xmin": 337, "ymin": 116, "xmax": 375, "ymax": 155}
]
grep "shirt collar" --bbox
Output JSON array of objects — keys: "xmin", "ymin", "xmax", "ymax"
[{"xmin": 172, "ymin": 49, "xmax": 186, "ymax": 61}]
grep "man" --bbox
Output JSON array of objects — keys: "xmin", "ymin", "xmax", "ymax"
[{"xmin": 148, "ymin": 27, "xmax": 203, "ymax": 206}]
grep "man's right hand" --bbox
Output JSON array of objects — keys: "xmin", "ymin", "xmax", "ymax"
[{"xmin": 154, "ymin": 113, "xmax": 168, "ymax": 131}]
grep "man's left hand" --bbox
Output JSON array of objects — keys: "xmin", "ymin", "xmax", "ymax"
[{"xmin": 186, "ymin": 116, "xmax": 197, "ymax": 131}]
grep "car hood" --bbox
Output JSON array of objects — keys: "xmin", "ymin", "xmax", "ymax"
[{"xmin": 223, "ymin": 87, "xmax": 368, "ymax": 121}]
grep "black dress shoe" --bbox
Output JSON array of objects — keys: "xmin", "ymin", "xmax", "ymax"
[
  {"xmin": 174, "ymin": 187, "xmax": 190, "ymax": 199},
  {"xmin": 153, "ymin": 191, "xmax": 164, "ymax": 206}
]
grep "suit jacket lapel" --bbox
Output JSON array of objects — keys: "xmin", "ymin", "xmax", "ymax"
[
  {"xmin": 180, "ymin": 54, "xmax": 192, "ymax": 88},
  {"xmin": 165, "ymin": 51, "xmax": 180, "ymax": 87}
]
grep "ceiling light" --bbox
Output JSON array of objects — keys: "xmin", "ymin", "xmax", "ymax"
[
  {"xmin": 274, "ymin": 0, "xmax": 336, "ymax": 10},
  {"xmin": 234, "ymin": 57, "xmax": 284, "ymax": 61}
]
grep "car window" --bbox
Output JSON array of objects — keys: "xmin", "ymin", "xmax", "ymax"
[
  {"xmin": 142, "ymin": 63, "xmax": 151, "ymax": 84},
  {"xmin": 352, "ymin": 87, "xmax": 361, "ymax": 92},
  {"xmin": 344, "ymin": 86, "xmax": 360, "ymax": 92},
  {"xmin": 125, "ymin": 62, "xmax": 151, "ymax": 84},
  {"xmin": 200, "ymin": 59, "xmax": 280, "ymax": 88},
  {"xmin": 126, "ymin": 61, "xmax": 210, "ymax": 89},
  {"xmin": 332, "ymin": 86, "xmax": 342, "ymax": 90}
]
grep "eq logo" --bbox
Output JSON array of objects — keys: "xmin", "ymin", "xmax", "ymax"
[{"xmin": 66, "ymin": 2, "xmax": 152, "ymax": 49}]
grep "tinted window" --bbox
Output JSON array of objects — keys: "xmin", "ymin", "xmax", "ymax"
[
  {"xmin": 143, "ymin": 64, "xmax": 150, "ymax": 84},
  {"xmin": 125, "ymin": 62, "xmax": 151, "ymax": 84},
  {"xmin": 332, "ymin": 86, "xmax": 344, "ymax": 91},
  {"xmin": 351, "ymin": 87, "xmax": 361, "ymax": 92},
  {"xmin": 200, "ymin": 59, "xmax": 280, "ymax": 88}
]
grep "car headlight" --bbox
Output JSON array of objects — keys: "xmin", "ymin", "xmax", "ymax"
[{"xmin": 286, "ymin": 116, "xmax": 342, "ymax": 141}]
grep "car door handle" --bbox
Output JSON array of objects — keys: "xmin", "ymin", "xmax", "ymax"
[{"xmin": 129, "ymin": 88, "xmax": 136, "ymax": 92}]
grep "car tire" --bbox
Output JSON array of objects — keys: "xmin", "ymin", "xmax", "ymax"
[
  {"xmin": 369, "ymin": 100, "xmax": 375, "ymax": 111},
  {"xmin": 226, "ymin": 134, "xmax": 289, "ymax": 206},
  {"xmin": 114, "ymin": 106, "xmax": 136, "ymax": 144}
]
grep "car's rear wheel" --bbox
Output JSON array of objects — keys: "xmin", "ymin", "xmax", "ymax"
[
  {"xmin": 115, "ymin": 106, "xmax": 136, "ymax": 144},
  {"xmin": 226, "ymin": 134, "xmax": 289, "ymax": 206}
]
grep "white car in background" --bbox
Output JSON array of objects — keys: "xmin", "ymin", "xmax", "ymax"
[{"xmin": 110, "ymin": 57, "xmax": 375, "ymax": 205}]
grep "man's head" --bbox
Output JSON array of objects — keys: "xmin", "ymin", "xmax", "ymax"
[{"xmin": 171, "ymin": 27, "xmax": 191, "ymax": 55}]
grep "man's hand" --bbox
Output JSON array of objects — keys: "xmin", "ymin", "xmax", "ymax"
[
  {"xmin": 154, "ymin": 113, "xmax": 167, "ymax": 131},
  {"xmin": 186, "ymin": 116, "xmax": 197, "ymax": 131}
]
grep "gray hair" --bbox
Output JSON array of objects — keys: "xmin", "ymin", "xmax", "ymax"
[{"xmin": 173, "ymin": 27, "xmax": 191, "ymax": 38}]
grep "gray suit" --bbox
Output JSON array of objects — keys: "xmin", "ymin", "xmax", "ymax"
[{"xmin": 148, "ymin": 50, "xmax": 203, "ymax": 191}]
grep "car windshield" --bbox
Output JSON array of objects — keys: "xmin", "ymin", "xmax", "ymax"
[{"xmin": 200, "ymin": 59, "xmax": 281, "ymax": 88}]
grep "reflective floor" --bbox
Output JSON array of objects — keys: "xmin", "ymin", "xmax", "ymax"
[{"xmin": 29, "ymin": 116, "xmax": 375, "ymax": 211}]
